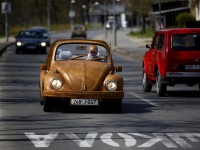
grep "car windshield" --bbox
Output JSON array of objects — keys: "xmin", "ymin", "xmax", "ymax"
[
  {"xmin": 18, "ymin": 30, "xmax": 44, "ymax": 38},
  {"xmin": 73, "ymin": 26, "xmax": 84, "ymax": 31},
  {"xmin": 55, "ymin": 43, "xmax": 109, "ymax": 62},
  {"xmin": 172, "ymin": 34, "xmax": 200, "ymax": 51}
]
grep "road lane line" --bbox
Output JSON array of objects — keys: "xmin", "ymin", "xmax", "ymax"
[{"xmin": 128, "ymin": 92, "xmax": 160, "ymax": 107}]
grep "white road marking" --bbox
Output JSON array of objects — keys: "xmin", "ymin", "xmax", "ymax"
[
  {"xmin": 130, "ymin": 133, "xmax": 177, "ymax": 148},
  {"xmin": 24, "ymin": 132, "xmax": 200, "ymax": 148},
  {"xmin": 117, "ymin": 133, "xmax": 137, "ymax": 147},
  {"xmin": 65, "ymin": 132, "xmax": 98, "ymax": 147},
  {"xmin": 101, "ymin": 133, "xmax": 120, "ymax": 147},
  {"xmin": 167, "ymin": 133, "xmax": 200, "ymax": 148},
  {"xmin": 128, "ymin": 92, "xmax": 160, "ymax": 107},
  {"xmin": 24, "ymin": 132, "xmax": 58, "ymax": 148}
]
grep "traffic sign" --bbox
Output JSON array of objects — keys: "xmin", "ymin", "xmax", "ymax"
[
  {"xmin": 1, "ymin": 2, "xmax": 11, "ymax": 14},
  {"xmin": 69, "ymin": 10, "xmax": 75, "ymax": 18}
]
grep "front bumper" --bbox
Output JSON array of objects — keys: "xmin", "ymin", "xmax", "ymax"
[{"xmin": 43, "ymin": 91, "xmax": 124, "ymax": 99}]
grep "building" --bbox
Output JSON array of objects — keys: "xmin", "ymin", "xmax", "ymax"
[
  {"xmin": 89, "ymin": 2, "xmax": 131, "ymax": 28},
  {"xmin": 150, "ymin": 0, "xmax": 190, "ymax": 28}
]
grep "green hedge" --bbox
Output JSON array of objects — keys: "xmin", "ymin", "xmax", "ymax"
[{"xmin": 176, "ymin": 12, "xmax": 196, "ymax": 27}]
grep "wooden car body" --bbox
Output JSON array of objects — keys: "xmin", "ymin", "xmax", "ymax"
[{"xmin": 40, "ymin": 39, "xmax": 124, "ymax": 111}]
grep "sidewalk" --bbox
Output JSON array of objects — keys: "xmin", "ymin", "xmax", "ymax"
[
  {"xmin": 0, "ymin": 29, "xmax": 152, "ymax": 59},
  {"xmin": 93, "ymin": 28, "xmax": 152, "ymax": 60},
  {"xmin": 0, "ymin": 37, "xmax": 15, "ymax": 56}
]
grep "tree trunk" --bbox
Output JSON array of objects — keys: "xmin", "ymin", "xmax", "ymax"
[{"xmin": 141, "ymin": 15, "xmax": 146, "ymax": 34}]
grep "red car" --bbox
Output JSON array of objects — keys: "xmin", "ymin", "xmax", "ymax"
[{"xmin": 143, "ymin": 28, "xmax": 200, "ymax": 96}]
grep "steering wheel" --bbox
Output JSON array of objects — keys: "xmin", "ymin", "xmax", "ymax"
[
  {"xmin": 91, "ymin": 57, "xmax": 103, "ymax": 61},
  {"xmin": 69, "ymin": 54, "xmax": 86, "ymax": 60}
]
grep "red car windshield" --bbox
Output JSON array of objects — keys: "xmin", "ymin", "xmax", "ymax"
[{"xmin": 172, "ymin": 34, "xmax": 200, "ymax": 51}]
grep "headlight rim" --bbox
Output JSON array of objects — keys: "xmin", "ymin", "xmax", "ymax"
[
  {"xmin": 50, "ymin": 78, "xmax": 63, "ymax": 90},
  {"xmin": 40, "ymin": 42, "xmax": 47, "ymax": 47},
  {"xmin": 105, "ymin": 80, "xmax": 117, "ymax": 91},
  {"xmin": 16, "ymin": 41, "xmax": 22, "ymax": 46}
]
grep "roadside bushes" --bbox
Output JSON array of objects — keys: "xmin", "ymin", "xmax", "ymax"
[{"xmin": 176, "ymin": 12, "xmax": 196, "ymax": 27}]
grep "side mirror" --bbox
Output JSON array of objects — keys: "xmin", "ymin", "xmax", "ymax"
[
  {"xmin": 146, "ymin": 44, "xmax": 151, "ymax": 49},
  {"xmin": 40, "ymin": 64, "xmax": 47, "ymax": 70},
  {"xmin": 115, "ymin": 66, "xmax": 122, "ymax": 72}
]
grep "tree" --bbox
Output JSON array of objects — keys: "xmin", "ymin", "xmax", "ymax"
[
  {"xmin": 176, "ymin": 12, "xmax": 196, "ymax": 27},
  {"xmin": 127, "ymin": 0, "xmax": 153, "ymax": 33}
]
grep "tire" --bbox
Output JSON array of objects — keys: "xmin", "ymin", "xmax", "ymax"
[
  {"xmin": 114, "ymin": 100, "xmax": 122, "ymax": 113},
  {"xmin": 16, "ymin": 49, "xmax": 20, "ymax": 54},
  {"xmin": 156, "ymin": 71, "xmax": 167, "ymax": 96},
  {"xmin": 42, "ymin": 49, "xmax": 47, "ymax": 54},
  {"xmin": 142, "ymin": 71, "xmax": 152, "ymax": 92},
  {"xmin": 43, "ymin": 97, "xmax": 52, "ymax": 112}
]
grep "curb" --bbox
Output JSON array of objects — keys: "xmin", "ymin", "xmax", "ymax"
[
  {"xmin": 0, "ymin": 42, "xmax": 15, "ymax": 57},
  {"xmin": 112, "ymin": 47, "xmax": 144, "ymax": 60}
]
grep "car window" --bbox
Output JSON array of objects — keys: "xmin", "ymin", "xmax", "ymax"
[
  {"xmin": 55, "ymin": 43, "xmax": 109, "ymax": 62},
  {"xmin": 172, "ymin": 34, "xmax": 200, "ymax": 51},
  {"xmin": 18, "ymin": 31, "xmax": 44, "ymax": 38},
  {"xmin": 157, "ymin": 34, "xmax": 164, "ymax": 49},
  {"xmin": 151, "ymin": 34, "xmax": 164, "ymax": 50},
  {"xmin": 73, "ymin": 26, "xmax": 84, "ymax": 31}
]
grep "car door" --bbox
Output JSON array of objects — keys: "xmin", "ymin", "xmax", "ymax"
[
  {"xmin": 146, "ymin": 34, "xmax": 159, "ymax": 80},
  {"xmin": 146, "ymin": 33, "xmax": 165, "ymax": 80}
]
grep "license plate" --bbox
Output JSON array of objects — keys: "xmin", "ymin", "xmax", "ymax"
[
  {"xmin": 185, "ymin": 65, "xmax": 200, "ymax": 70},
  {"xmin": 71, "ymin": 99, "xmax": 98, "ymax": 106},
  {"xmin": 27, "ymin": 46, "xmax": 36, "ymax": 49}
]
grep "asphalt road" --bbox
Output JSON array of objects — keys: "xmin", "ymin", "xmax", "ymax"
[{"xmin": 0, "ymin": 30, "xmax": 200, "ymax": 150}]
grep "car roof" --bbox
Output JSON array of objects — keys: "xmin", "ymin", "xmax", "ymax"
[
  {"xmin": 156, "ymin": 28, "xmax": 200, "ymax": 34},
  {"xmin": 73, "ymin": 25, "xmax": 85, "ymax": 29},
  {"xmin": 51, "ymin": 39, "xmax": 110, "ymax": 49},
  {"xmin": 31, "ymin": 27, "xmax": 48, "ymax": 32},
  {"xmin": 19, "ymin": 29, "xmax": 43, "ymax": 33},
  {"xmin": 32, "ymin": 26, "xmax": 47, "ymax": 29}
]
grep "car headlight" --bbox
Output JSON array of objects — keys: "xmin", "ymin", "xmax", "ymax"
[
  {"xmin": 40, "ymin": 42, "xmax": 46, "ymax": 47},
  {"xmin": 51, "ymin": 78, "xmax": 62, "ymax": 90},
  {"xmin": 105, "ymin": 80, "xmax": 117, "ymax": 91},
  {"xmin": 106, "ymin": 24, "xmax": 110, "ymax": 28},
  {"xmin": 16, "ymin": 41, "xmax": 22, "ymax": 46}
]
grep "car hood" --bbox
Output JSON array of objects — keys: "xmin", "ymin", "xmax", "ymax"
[
  {"xmin": 16, "ymin": 38, "xmax": 45, "ymax": 43},
  {"xmin": 53, "ymin": 60, "xmax": 112, "ymax": 91}
]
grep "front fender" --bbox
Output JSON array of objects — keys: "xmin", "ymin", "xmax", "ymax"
[
  {"xmin": 104, "ymin": 74, "xmax": 124, "ymax": 91},
  {"xmin": 40, "ymin": 70, "xmax": 46, "ymax": 99}
]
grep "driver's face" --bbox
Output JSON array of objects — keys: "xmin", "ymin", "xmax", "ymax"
[{"xmin": 90, "ymin": 51, "xmax": 97, "ymax": 57}]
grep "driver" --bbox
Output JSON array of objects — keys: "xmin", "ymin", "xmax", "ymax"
[{"xmin": 86, "ymin": 45, "xmax": 100, "ymax": 60}]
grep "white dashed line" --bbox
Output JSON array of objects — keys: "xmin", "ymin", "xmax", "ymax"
[{"xmin": 128, "ymin": 92, "xmax": 160, "ymax": 107}]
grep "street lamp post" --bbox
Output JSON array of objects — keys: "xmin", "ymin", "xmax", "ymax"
[
  {"xmin": 104, "ymin": 2, "xmax": 107, "ymax": 38},
  {"xmin": 82, "ymin": 5, "xmax": 87, "ymax": 25},
  {"xmin": 158, "ymin": 0, "xmax": 162, "ymax": 29},
  {"xmin": 2, "ymin": 0, "xmax": 9, "ymax": 42},
  {"xmin": 69, "ymin": 0, "xmax": 75, "ymax": 29},
  {"xmin": 47, "ymin": 0, "xmax": 51, "ymax": 31},
  {"xmin": 113, "ymin": 0, "xmax": 117, "ymax": 46}
]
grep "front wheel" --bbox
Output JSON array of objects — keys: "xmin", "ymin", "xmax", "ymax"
[
  {"xmin": 43, "ymin": 97, "xmax": 52, "ymax": 112},
  {"xmin": 16, "ymin": 49, "xmax": 20, "ymax": 54},
  {"xmin": 142, "ymin": 71, "xmax": 152, "ymax": 92},
  {"xmin": 113, "ymin": 100, "xmax": 122, "ymax": 113},
  {"xmin": 156, "ymin": 71, "xmax": 167, "ymax": 96}
]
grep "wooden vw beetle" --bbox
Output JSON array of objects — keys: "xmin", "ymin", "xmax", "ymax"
[{"xmin": 40, "ymin": 39, "xmax": 124, "ymax": 112}]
